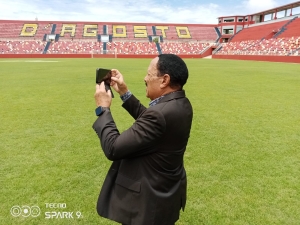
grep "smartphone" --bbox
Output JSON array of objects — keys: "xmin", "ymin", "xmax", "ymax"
[{"xmin": 96, "ymin": 68, "xmax": 114, "ymax": 98}]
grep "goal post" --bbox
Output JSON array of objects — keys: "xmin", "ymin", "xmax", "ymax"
[{"xmin": 90, "ymin": 49, "xmax": 117, "ymax": 58}]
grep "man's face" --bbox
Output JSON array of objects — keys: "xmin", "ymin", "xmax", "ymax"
[{"xmin": 144, "ymin": 57, "xmax": 163, "ymax": 100}]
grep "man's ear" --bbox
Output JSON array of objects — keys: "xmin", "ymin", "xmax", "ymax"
[{"xmin": 160, "ymin": 74, "xmax": 171, "ymax": 88}]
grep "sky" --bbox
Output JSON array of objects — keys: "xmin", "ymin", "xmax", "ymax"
[{"xmin": 0, "ymin": 0, "xmax": 299, "ymax": 24}]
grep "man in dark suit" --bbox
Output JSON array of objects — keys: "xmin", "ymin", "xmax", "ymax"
[{"xmin": 93, "ymin": 54, "xmax": 193, "ymax": 225}]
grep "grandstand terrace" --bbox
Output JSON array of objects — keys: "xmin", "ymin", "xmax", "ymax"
[
  {"xmin": 213, "ymin": 1, "xmax": 300, "ymax": 60},
  {"xmin": 0, "ymin": 40, "xmax": 46, "ymax": 54},
  {"xmin": 1, "ymin": 1, "xmax": 300, "ymax": 61},
  {"xmin": 215, "ymin": 16, "xmax": 300, "ymax": 56},
  {"xmin": 160, "ymin": 42, "xmax": 211, "ymax": 54},
  {"xmin": 229, "ymin": 19, "xmax": 289, "ymax": 42},
  {"xmin": 47, "ymin": 40, "xmax": 103, "ymax": 54},
  {"xmin": 217, "ymin": 1, "xmax": 300, "ymax": 41},
  {"xmin": 276, "ymin": 17, "xmax": 300, "ymax": 37},
  {"xmin": 0, "ymin": 20, "xmax": 218, "ymax": 56},
  {"xmin": 215, "ymin": 36, "xmax": 300, "ymax": 56},
  {"xmin": 106, "ymin": 41, "xmax": 158, "ymax": 55}
]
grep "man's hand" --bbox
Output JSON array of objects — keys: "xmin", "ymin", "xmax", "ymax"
[
  {"xmin": 94, "ymin": 82, "xmax": 112, "ymax": 107},
  {"xmin": 111, "ymin": 69, "xmax": 128, "ymax": 96}
]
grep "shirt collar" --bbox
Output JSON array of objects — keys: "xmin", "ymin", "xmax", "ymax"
[
  {"xmin": 149, "ymin": 96, "xmax": 164, "ymax": 107},
  {"xmin": 149, "ymin": 90, "xmax": 180, "ymax": 107}
]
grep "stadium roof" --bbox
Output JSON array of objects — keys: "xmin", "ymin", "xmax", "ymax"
[
  {"xmin": 250, "ymin": 1, "xmax": 300, "ymax": 16},
  {"xmin": 218, "ymin": 1, "xmax": 300, "ymax": 18}
]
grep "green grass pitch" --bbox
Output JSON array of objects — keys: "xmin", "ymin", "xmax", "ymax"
[{"xmin": 0, "ymin": 58, "xmax": 299, "ymax": 225}]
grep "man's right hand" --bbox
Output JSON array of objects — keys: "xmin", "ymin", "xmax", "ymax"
[{"xmin": 111, "ymin": 69, "xmax": 129, "ymax": 96}]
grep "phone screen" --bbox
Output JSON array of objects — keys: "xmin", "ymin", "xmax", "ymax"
[{"xmin": 96, "ymin": 68, "xmax": 111, "ymax": 84}]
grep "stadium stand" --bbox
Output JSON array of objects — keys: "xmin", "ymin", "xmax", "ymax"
[
  {"xmin": 215, "ymin": 36, "xmax": 300, "ymax": 56},
  {"xmin": 276, "ymin": 18, "xmax": 300, "ymax": 38},
  {"xmin": 160, "ymin": 42, "xmax": 210, "ymax": 54},
  {"xmin": 35, "ymin": 23, "xmax": 53, "ymax": 39},
  {"xmin": 293, "ymin": 48, "xmax": 300, "ymax": 56},
  {"xmin": 215, "ymin": 40, "xmax": 260, "ymax": 55},
  {"xmin": 74, "ymin": 23, "xmax": 85, "ymax": 39},
  {"xmin": 215, "ymin": 14, "xmax": 300, "ymax": 57},
  {"xmin": 0, "ymin": 22, "xmax": 24, "ymax": 39},
  {"xmin": 0, "ymin": 20, "xmax": 217, "ymax": 55},
  {"xmin": 0, "ymin": 1, "xmax": 299, "ymax": 59},
  {"xmin": 47, "ymin": 40, "xmax": 103, "ymax": 54},
  {"xmin": 106, "ymin": 41, "xmax": 158, "ymax": 55},
  {"xmin": 230, "ymin": 20, "xmax": 288, "ymax": 42},
  {"xmin": 0, "ymin": 40, "xmax": 46, "ymax": 54},
  {"xmin": 189, "ymin": 27, "xmax": 218, "ymax": 42}
]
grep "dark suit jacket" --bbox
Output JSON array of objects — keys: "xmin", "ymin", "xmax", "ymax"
[{"xmin": 92, "ymin": 90, "xmax": 193, "ymax": 225}]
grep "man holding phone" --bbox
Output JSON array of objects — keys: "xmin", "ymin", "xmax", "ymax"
[{"xmin": 93, "ymin": 54, "xmax": 193, "ymax": 225}]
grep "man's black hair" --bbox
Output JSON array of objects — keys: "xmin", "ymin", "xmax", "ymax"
[{"xmin": 157, "ymin": 54, "xmax": 189, "ymax": 88}]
